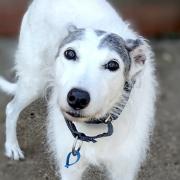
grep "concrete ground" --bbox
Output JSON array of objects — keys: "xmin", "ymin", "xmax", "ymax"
[{"xmin": 0, "ymin": 38, "xmax": 179, "ymax": 180}]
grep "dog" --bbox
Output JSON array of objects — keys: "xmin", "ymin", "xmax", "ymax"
[{"xmin": 0, "ymin": 0, "xmax": 157, "ymax": 179}]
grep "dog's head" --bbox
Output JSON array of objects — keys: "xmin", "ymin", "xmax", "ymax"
[{"xmin": 54, "ymin": 25, "xmax": 147, "ymax": 122}]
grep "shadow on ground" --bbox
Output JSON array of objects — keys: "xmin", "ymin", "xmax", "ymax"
[{"xmin": 0, "ymin": 38, "xmax": 180, "ymax": 180}]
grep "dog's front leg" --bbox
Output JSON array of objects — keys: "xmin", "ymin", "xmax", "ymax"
[
  {"xmin": 5, "ymin": 79, "xmax": 41, "ymax": 160},
  {"xmin": 106, "ymin": 153, "xmax": 141, "ymax": 180}
]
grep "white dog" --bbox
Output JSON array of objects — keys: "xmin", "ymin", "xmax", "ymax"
[{"xmin": 0, "ymin": 0, "xmax": 157, "ymax": 179}]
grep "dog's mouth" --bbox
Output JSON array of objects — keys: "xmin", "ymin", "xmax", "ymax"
[
  {"xmin": 61, "ymin": 105, "xmax": 112, "ymax": 123},
  {"xmin": 66, "ymin": 111, "xmax": 88, "ymax": 119},
  {"xmin": 63, "ymin": 109, "xmax": 111, "ymax": 124},
  {"xmin": 62, "ymin": 108, "xmax": 105, "ymax": 122},
  {"xmin": 63, "ymin": 110, "xmax": 91, "ymax": 122}
]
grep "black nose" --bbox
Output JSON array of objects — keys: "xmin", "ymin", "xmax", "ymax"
[{"xmin": 67, "ymin": 88, "xmax": 90, "ymax": 110}]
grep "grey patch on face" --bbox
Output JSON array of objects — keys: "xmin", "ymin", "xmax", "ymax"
[
  {"xmin": 95, "ymin": 30, "xmax": 106, "ymax": 37},
  {"xmin": 56, "ymin": 28, "xmax": 85, "ymax": 59},
  {"xmin": 99, "ymin": 33, "xmax": 131, "ymax": 74},
  {"xmin": 61, "ymin": 28, "xmax": 85, "ymax": 48}
]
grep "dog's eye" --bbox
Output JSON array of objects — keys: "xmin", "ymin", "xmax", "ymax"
[
  {"xmin": 64, "ymin": 49, "xmax": 77, "ymax": 60},
  {"xmin": 104, "ymin": 60, "xmax": 119, "ymax": 71}
]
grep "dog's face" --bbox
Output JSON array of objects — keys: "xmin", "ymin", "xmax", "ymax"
[{"xmin": 54, "ymin": 26, "xmax": 146, "ymax": 122}]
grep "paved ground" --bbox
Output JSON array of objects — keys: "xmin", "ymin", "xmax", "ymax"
[{"xmin": 0, "ymin": 38, "xmax": 179, "ymax": 180}]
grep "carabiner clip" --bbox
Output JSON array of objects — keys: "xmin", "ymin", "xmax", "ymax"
[
  {"xmin": 72, "ymin": 136, "xmax": 83, "ymax": 156},
  {"xmin": 65, "ymin": 137, "xmax": 83, "ymax": 168}
]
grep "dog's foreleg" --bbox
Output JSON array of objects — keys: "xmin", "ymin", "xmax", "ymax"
[
  {"xmin": 5, "ymin": 80, "xmax": 40, "ymax": 160},
  {"xmin": 107, "ymin": 163, "xmax": 137, "ymax": 180},
  {"xmin": 106, "ymin": 151, "xmax": 141, "ymax": 180}
]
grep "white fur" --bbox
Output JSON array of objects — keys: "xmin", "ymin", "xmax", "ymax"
[{"xmin": 0, "ymin": 0, "xmax": 156, "ymax": 179}]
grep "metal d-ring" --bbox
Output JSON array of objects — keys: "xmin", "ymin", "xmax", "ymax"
[{"xmin": 72, "ymin": 136, "xmax": 83, "ymax": 156}]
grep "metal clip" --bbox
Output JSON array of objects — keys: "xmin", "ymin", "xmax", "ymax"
[
  {"xmin": 105, "ymin": 114, "xmax": 112, "ymax": 123},
  {"xmin": 72, "ymin": 136, "xmax": 83, "ymax": 156}
]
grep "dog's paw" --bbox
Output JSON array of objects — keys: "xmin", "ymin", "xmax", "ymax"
[{"xmin": 5, "ymin": 142, "xmax": 25, "ymax": 160}]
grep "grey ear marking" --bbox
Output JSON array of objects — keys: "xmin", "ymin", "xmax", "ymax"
[
  {"xmin": 134, "ymin": 53, "xmax": 146, "ymax": 65},
  {"xmin": 131, "ymin": 47, "xmax": 146, "ymax": 65},
  {"xmin": 125, "ymin": 39, "xmax": 146, "ymax": 65},
  {"xmin": 67, "ymin": 24, "xmax": 78, "ymax": 33},
  {"xmin": 126, "ymin": 39, "xmax": 148, "ymax": 80}
]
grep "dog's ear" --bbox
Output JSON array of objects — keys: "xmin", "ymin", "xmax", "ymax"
[
  {"xmin": 67, "ymin": 24, "xmax": 78, "ymax": 33},
  {"xmin": 125, "ymin": 39, "xmax": 147, "ymax": 80}
]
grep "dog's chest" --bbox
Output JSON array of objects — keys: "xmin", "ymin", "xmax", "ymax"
[{"xmin": 74, "ymin": 121, "xmax": 127, "ymax": 163}]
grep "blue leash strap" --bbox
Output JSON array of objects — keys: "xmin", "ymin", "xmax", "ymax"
[{"xmin": 65, "ymin": 150, "xmax": 81, "ymax": 168}]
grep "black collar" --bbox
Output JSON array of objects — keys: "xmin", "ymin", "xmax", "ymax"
[{"xmin": 65, "ymin": 80, "xmax": 135, "ymax": 143}]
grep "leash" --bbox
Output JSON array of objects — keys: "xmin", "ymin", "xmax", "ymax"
[{"xmin": 65, "ymin": 80, "xmax": 135, "ymax": 168}]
